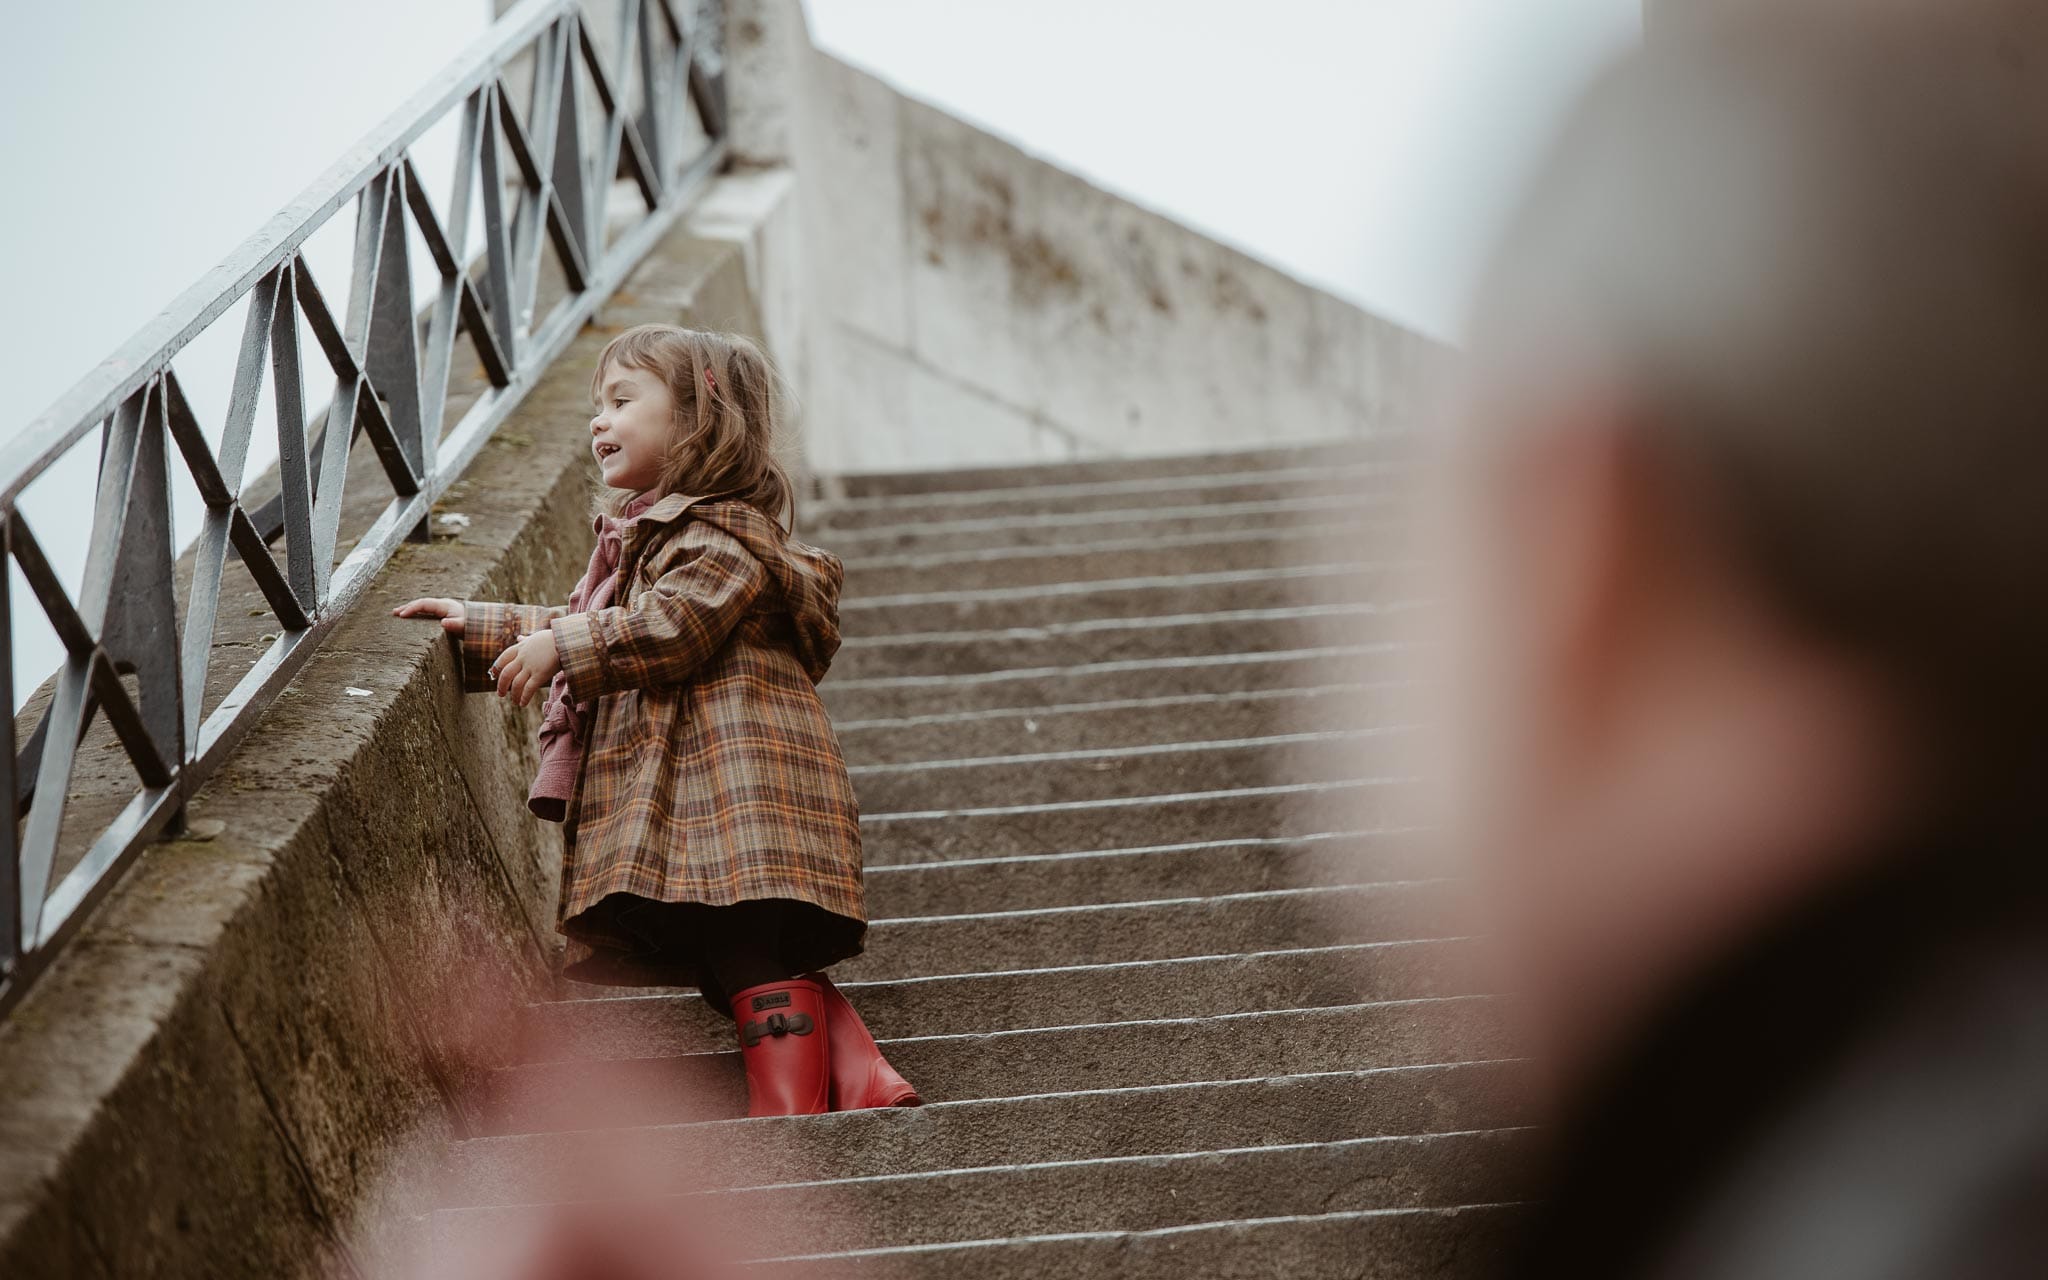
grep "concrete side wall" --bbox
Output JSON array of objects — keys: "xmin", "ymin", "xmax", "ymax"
[
  {"xmin": 787, "ymin": 46, "xmax": 1449, "ymax": 474},
  {"xmin": 0, "ymin": 192, "xmax": 779, "ymax": 1280}
]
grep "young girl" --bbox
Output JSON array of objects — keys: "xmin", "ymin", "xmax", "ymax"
[{"xmin": 394, "ymin": 324, "xmax": 916, "ymax": 1118}]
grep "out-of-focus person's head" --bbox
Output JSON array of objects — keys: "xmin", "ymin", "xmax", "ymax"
[
  {"xmin": 1437, "ymin": 3, "xmax": 2048, "ymax": 1078},
  {"xmin": 1433, "ymin": 7, "xmax": 2048, "ymax": 1275}
]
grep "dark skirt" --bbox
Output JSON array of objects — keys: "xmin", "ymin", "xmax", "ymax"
[{"xmin": 559, "ymin": 890, "xmax": 865, "ymax": 1011}]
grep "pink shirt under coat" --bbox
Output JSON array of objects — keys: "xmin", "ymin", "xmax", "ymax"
[{"xmin": 526, "ymin": 490, "xmax": 657, "ymax": 820}]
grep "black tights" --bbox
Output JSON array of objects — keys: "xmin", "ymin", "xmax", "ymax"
[
  {"xmin": 602, "ymin": 888, "xmax": 851, "ymax": 1019},
  {"xmin": 694, "ymin": 900, "xmax": 804, "ymax": 1012}
]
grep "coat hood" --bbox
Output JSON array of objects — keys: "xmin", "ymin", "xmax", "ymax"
[{"xmin": 625, "ymin": 493, "xmax": 844, "ymax": 682}]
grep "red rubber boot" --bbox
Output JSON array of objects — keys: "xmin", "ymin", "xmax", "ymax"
[
  {"xmin": 729, "ymin": 978, "xmax": 832, "ymax": 1117},
  {"xmin": 808, "ymin": 972, "xmax": 921, "ymax": 1109}
]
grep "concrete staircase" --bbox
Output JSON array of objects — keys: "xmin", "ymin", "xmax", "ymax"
[{"xmin": 430, "ymin": 442, "xmax": 1529, "ymax": 1276}]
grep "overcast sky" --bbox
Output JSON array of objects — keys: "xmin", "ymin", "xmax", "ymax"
[{"xmin": 0, "ymin": 0, "xmax": 1636, "ymax": 701}]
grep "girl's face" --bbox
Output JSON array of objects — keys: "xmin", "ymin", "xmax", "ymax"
[{"xmin": 589, "ymin": 361, "xmax": 675, "ymax": 492}]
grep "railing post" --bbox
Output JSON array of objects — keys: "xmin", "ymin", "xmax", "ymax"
[{"xmin": 0, "ymin": 518, "xmax": 18, "ymax": 974}]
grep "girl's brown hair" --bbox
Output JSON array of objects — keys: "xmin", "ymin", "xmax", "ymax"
[{"xmin": 587, "ymin": 324, "xmax": 798, "ymax": 529}]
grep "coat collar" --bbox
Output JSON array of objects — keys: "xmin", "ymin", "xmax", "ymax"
[
  {"xmin": 632, "ymin": 491, "xmax": 707, "ymax": 527},
  {"xmin": 591, "ymin": 491, "xmax": 710, "ymax": 540},
  {"xmin": 613, "ymin": 492, "xmax": 744, "ymax": 563}
]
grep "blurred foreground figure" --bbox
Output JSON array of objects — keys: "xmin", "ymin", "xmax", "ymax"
[{"xmin": 1438, "ymin": 7, "xmax": 2048, "ymax": 1278}]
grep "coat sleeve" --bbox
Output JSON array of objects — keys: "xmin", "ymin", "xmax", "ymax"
[
  {"xmin": 550, "ymin": 521, "xmax": 767, "ymax": 704},
  {"xmin": 457, "ymin": 601, "xmax": 568, "ymax": 692}
]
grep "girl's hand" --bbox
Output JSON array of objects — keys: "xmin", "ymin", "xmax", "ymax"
[
  {"xmin": 490, "ymin": 629, "xmax": 562, "ymax": 706},
  {"xmin": 393, "ymin": 597, "xmax": 465, "ymax": 634}
]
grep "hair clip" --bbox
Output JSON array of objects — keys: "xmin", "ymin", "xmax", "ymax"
[{"xmin": 703, "ymin": 367, "xmax": 718, "ymax": 393}]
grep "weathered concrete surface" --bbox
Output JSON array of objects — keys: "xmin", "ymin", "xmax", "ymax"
[
  {"xmin": 438, "ymin": 1127, "xmax": 1533, "ymax": 1255},
  {"xmin": 781, "ymin": 22, "xmax": 1452, "ymax": 472},
  {"xmin": 810, "ymin": 459, "xmax": 1413, "ymax": 527},
  {"xmin": 856, "ymin": 830, "xmax": 1440, "ymax": 915},
  {"xmin": 831, "ymin": 603, "xmax": 1418, "ymax": 681},
  {"xmin": 847, "ymin": 728, "xmax": 1420, "ymax": 811},
  {"xmin": 525, "ymin": 939, "xmax": 1488, "ymax": 1058},
  {"xmin": 822, "ymin": 438, "xmax": 1414, "ymax": 500},
  {"xmin": 829, "ymin": 880, "xmax": 1470, "ymax": 982},
  {"xmin": 861, "ymin": 777, "xmax": 1427, "ymax": 866},
  {"xmin": 836, "ymin": 563, "xmax": 1407, "ymax": 638},
  {"xmin": 723, "ymin": 0, "xmax": 809, "ymax": 170},
  {"xmin": 0, "ymin": 200, "xmax": 772, "ymax": 1280},
  {"xmin": 480, "ymin": 996, "xmax": 1513, "ymax": 1132},
  {"xmin": 441, "ymin": 1058, "xmax": 1532, "ymax": 1202},
  {"xmin": 821, "ymin": 644, "xmax": 1418, "ymax": 722},
  {"xmin": 835, "ymin": 681, "xmax": 1425, "ymax": 760},
  {"xmin": 763, "ymin": 1204, "xmax": 1527, "ymax": 1280}
]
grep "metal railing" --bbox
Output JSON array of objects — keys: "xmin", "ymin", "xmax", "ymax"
[{"xmin": 0, "ymin": 0, "xmax": 729, "ymax": 1017}]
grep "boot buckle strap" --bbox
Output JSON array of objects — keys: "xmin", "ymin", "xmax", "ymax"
[{"xmin": 740, "ymin": 1010, "xmax": 814, "ymax": 1047}]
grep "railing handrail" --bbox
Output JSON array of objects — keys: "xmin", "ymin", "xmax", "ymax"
[{"xmin": 0, "ymin": 0, "xmax": 729, "ymax": 1018}]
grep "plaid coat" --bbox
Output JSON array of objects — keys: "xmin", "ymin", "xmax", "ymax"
[{"xmin": 458, "ymin": 495, "xmax": 865, "ymax": 980}]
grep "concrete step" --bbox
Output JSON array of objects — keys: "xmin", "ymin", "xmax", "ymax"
[
  {"xmin": 826, "ymin": 492, "xmax": 1401, "ymax": 556},
  {"xmin": 841, "ymin": 523, "xmax": 1387, "ymax": 596},
  {"xmin": 832, "ymin": 603, "xmax": 1417, "ymax": 681},
  {"xmin": 861, "ymin": 830, "xmax": 1436, "ymax": 917},
  {"xmin": 827, "ymin": 876, "xmax": 1458, "ymax": 978},
  {"xmin": 862, "ymin": 778, "xmax": 1421, "ymax": 865},
  {"xmin": 524, "ymin": 938, "xmax": 1484, "ymax": 1060},
  {"xmin": 822, "ymin": 643, "xmax": 1412, "ymax": 722},
  {"xmin": 838, "ymin": 881, "xmax": 1468, "ymax": 983},
  {"xmin": 441, "ymin": 1060, "xmax": 1531, "ymax": 1206},
  {"xmin": 813, "ymin": 465, "xmax": 1410, "ymax": 530},
  {"xmin": 748, "ymin": 1128, "xmax": 1528, "ymax": 1256},
  {"xmin": 437, "ymin": 1129, "xmax": 1531, "ymax": 1260},
  {"xmin": 837, "ymin": 682, "xmax": 1420, "ymax": 765},
  {"xmin": 850, "ymin": 729, "xmax": 1414, "ymax": 813},
  {"xmin": 478, "ymin": 995, "xmax": 1510, "ymax": 1133},
  {"xmin": 821, "ymin": 440, "xmax": 1409, "ymax": 501},
  {"xmin": 756, "ymin": 1203, "xmax": 1525, "ymax": 1279},
  {"xmin": 849, "ymin": 880, "xmax": 1468, "ymax": 984},
  {"xmin": 839, "ymin": 560, "xmax": 1410, "ymax": 636}
]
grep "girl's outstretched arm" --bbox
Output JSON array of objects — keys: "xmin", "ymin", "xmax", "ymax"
[
  {"xmin": 550, "ymin": 521, "xmax": 766, "ymax": 704},
  {"xmin": 395, "ymin": 596, "xmax": 565, "ymax": 693}
]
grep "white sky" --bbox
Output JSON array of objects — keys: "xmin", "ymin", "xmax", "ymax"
[{"xmin": 0, "ymin": 0, "xmax": 1635, "ymax": 702}]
